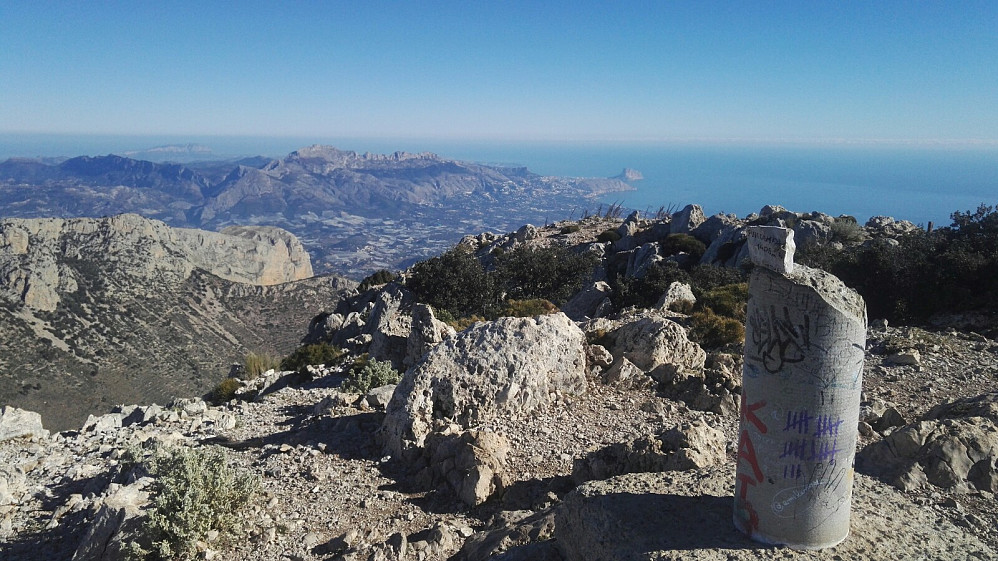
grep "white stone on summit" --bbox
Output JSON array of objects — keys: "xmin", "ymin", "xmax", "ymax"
[{"xmin": 746, "ymin": 225, "xmax": 795, "ymax": 275}]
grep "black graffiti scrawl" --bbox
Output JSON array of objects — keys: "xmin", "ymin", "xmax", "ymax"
[{"xmin": 749, "ymin": 304, "xmax": 811, "ymax": 373}]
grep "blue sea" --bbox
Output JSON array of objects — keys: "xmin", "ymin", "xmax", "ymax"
[{"xmin": 2, "ymin": 133, "xmax": 996, "ymax": 228}]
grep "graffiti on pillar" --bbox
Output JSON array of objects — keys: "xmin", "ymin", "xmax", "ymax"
[
  {"xmin": 778, "ymin": 409, "xmax": 846, "ymax": 474},
  {"xmin": 748, "ymin": 304, "xmax": 812, "ymax": 373},
  {"xmin": 734, "ymin": 391, "xmax": 768, "ymax": 532}
]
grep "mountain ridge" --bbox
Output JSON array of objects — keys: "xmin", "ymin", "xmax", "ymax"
[{"xmin": 0, "ymin": 146, "xmax": 635, "ymax": 275}]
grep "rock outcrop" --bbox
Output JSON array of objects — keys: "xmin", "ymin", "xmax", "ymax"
[
  {"xmin": 0, "ymin": 214, "xmax": 312, "ymax": 312},
  {"xmin": 381, "ymin": 313, "xmax": 587, "ymax": 460},
  {"xmin": 609, "ymin": 314, "xmax": 707, "ymax": 383},
  {"xmin": 858, "ymin": 393, "xmax": 998, "ymax": 492},
  {"xmin": 0, "ymin": 407, "xmax": 49, "ymax": 442},
  {"xmin": 0, "ymin": 215, "xmax": 352, "ymax": 431}
]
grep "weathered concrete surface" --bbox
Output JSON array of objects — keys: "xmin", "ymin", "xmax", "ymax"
[{"xmin": 735, "ymin": 263, "xmax": 866, "ymax": 548}]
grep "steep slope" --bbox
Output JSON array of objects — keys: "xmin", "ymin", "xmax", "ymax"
[{"xmin": 0, "ymin": 214, "xmax": 352, "ymax": 430}]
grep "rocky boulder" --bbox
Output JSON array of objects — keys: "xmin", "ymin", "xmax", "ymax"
[
  {"xmin": 366, "ymin": 284, "xmax": 415, "ymax": 370},
  {"xmin": 71, "ymin": 478, "xmax": 152, "ymax": 561},
  {"xmin": 0, "ymin": 406, "xmax": 48, "ymax": 441},
  {"xmin": 866, "ymin": 215, "xmax": 920, "ymax": 237},
  {"xmin": 858, "ymin": 393, "xmax": 998, "ymax": 492},
  {"xmin": 792, "ymin": 218, "xmax": 833, "ymax": 247},
  {"xmin": 418, "ymin": 428, "xmax": 510, "ymax": 507},
  {"xmin": 572, "ymin": 419, "xmax": 726, "ymax": 483},
  {"xmin": 700, "ymin": 224, "xmax": 749, "ymax": 267},
  {"xmin": 691, "ymin": 213, "xmax": 741, "ymax": 245},
  {"xmin": 670, "ymin": 204, "xmax": 706, "ymax": 235},
  {"xmin": 560, "ymin": 281, "xmax": 613, "ymax": 321},
  {"xmin": 610, "ymin": 314, "xmax": 706, "ymax": 383},
  {"xmin": 655, "ymin": 281, "xmax": 695, "ymax": 312},
  {"xmin": 381, "ymin": 313, "xmax": 587, "ymax": 460}
]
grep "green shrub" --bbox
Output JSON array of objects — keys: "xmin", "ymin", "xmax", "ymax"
[
  {"xmin": 688, "ymin": 264, "xmax": 747, "ymax": 293},
  {"xmin": 500, "ymin": 298, "xmax": 558, "ymax": 317},
  {"xmin": 405, "ymin": 247, "xmax": 499, "ymax": 318},
  {"xmin": 669, "ymin": 299, "xmax": 695, "ymax": 314},
  {"xmin": 342, "ymin": 355, "xmax": 401, "ymax": 393},
  {"xmin": 689, "ymin": 309, "xmax": 745, "ymax": 348},
  {"xmin": 446, "ymin": 314, "xmax": 488, "ymax": 332},
  {"xmin": 798, "ymin": 204, "xmax": 998, "ymax": 322},
  {"xmin": 207, "ymin": 377, "xmax": 241, "ymax": 405},
  {"xmin": 560, "ymin": 224, "xmax": 581, "ymax": 234},
  {"xmin": 359, "ymin": 269, "xmax": 398, "ymax": 292},
  {"xmin": 661, "ymin": 234, "xmax": 707, "ymax": 262},
  {"xmin": 697, "ymin": 283, "xmax": 749, "ymax": 321},
  {"xmin": 243, "ymin": 351, "xmax": 280, "ymax": 379},
  {"xmin": 125, "ymin": 446, "xmax": 258, "ymax": 560},
  {"xmin": 280, "ymin": 343, "xmax": 344, "ymax": 375},
  {"xmin": 597, "ymin": 229, "xmax": 622, "ymax": 243},
  {"xmin": 830, "ymin": 218, "xmax": 865, "ymax": 244},
  {"xmin": 493, "ymin": 245, "xmax": 598, "ymax": 306},
  {"xmin": 612, "ymin": 261, "xmax": 691, "ymax": 309},
  {"xmin": 433, "ymin": 307, "xmax": 457, "ymax": 325}
]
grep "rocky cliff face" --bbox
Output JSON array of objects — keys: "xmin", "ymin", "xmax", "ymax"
[
  {"xmin": 0, "ymin": 214, "xmax": 348, "ymax": 430},
  {"xmin": 0, "ymin": 214, "xmax": 313, "ymax": 312}
]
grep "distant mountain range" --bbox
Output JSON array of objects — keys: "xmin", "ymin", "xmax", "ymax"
[
  {"xmin": 0, "ymin": 145, "xmax": 634, "ymax": 275},
  {"xmin": 122, "ymin": 143, "xmax": 214, "ymax": 162}
]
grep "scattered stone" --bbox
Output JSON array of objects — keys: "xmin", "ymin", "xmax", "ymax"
[
  {"xmin": 0, "ymin": 406, "xmax": 48, "ymax": 441},
  {"xmin": 887, "ymin": 349, "xmax": 922, "ymax": 366}
]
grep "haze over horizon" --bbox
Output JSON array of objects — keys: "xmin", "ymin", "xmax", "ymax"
[{"xmin": 2, "ymin": 1, "xmax": 996, "ymax": 146}]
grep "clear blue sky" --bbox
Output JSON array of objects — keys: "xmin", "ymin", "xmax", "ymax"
[{"xmin": 2, "ymin": 1, "xmax": 996, "ymax": 143}]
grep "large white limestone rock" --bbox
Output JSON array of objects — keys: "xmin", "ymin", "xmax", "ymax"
[{"xmin": 381, "ymin": 313, "xmax": 587, "ymax": 459}]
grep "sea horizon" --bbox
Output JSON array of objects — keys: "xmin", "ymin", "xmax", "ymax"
[{"xmin": 2, "ymin": 132, "xmax": 996, "ymax": 229}]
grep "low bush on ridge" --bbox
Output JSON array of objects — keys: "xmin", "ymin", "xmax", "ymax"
[
  {"xmin": 341, "ymin": 354, "xmax": 401, "ymax": 393},
  {"xmin": 207, "ymin": 377, "xmax": 241, "ymax": 405},
  {"xmin": 280, "ymin": 343, "xmax": 344, "ymax": 376},
  {"xmin": 243, "ymin": 351, "xmax": 280, "ymax": 379},
  {"xmin": 124, "ymin": 446, "xmax": 258, "ymax": 560},
  {"xmin": 405, "ymin": 245, "xmax": 596, "ymax": 321},
  {"xmin": 798, "ymin": 204, "xmax": 998, "ymax": 323}
]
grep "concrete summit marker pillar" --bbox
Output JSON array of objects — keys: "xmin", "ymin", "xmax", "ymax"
[{"xmin": 733, "ymin": 226, "xmax": 867, "ymax": 549}]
